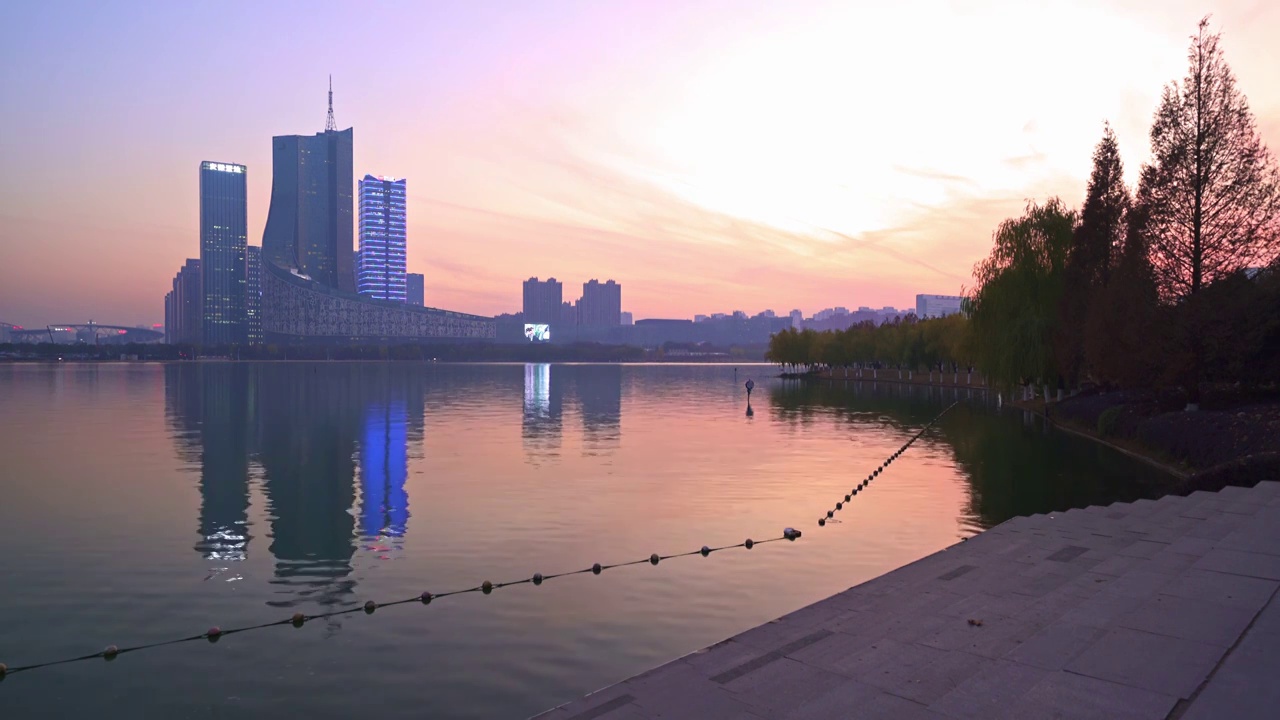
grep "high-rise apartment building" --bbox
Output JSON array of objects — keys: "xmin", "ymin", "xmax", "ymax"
[
  {"xmin": 406, "ymin": 273, "xmax": 424, "ymax": 307},
  {"xmin": 199, "ymin": 161, "xmax": 248, "ymax": 345},
  {"xmin": 261, "ymin": 88, "xmax": 354, "ymax": 292},
  {"xmin": 246, "ymin": 246, "xmax": 262, "ymax": 345},
  {"xmin": 164, "ymin": 259, "xmax": 203, "ymax": 344},
  {"xmin": 916, "ymin": 294, "xmax": 964, "ymax": 319},
  {"xmin": 620, "ymin": 311, "xmax": 634, "ymax": 325},
  {"xmin": 523, "ymin": 277, "xmax": 563, "ymax": 325},
  {"xmin": 356, "ymin": 175, "xmax": 407, "ymax": 302},
  {"xmin": 579, "ymin": 279, "xmax": 621, "ymax": 327}
]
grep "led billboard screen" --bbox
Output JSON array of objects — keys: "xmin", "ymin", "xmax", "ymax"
[{"xmin": 524, "ymin": 323, "xmax": 551, "ymax": 342}]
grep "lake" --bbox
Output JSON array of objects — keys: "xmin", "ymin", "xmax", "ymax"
[{"xmin": 0, "ymin": 363, "xmax": 1169, "ymax": 718}]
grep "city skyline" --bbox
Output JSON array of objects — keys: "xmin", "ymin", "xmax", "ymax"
[{"xmin": 3, "ymin": 1, "xmax": 1279, "ymax": 327}]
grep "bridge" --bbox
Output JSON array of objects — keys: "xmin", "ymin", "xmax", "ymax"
[{"xmin": 9, "ymin": 323, "xmax": 164, "ymax": 345}]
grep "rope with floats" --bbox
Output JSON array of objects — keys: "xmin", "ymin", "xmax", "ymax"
[
  {"xmin": 0, "ymin": 529, "xmax": 802, "ymax": 680},
  {"xmin": 817, "ymin": 401, "xmax": 959, "ymax": 527}
]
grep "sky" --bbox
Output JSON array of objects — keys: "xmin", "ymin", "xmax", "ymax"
[{"xmin": 2, "ymin": 0, "xmax": 1278, "ymax": 328}]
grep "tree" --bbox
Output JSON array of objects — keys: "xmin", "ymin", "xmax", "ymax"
[
  {"xmin": 1058, "ymin": 124, "xmax": 1130, "ymax": 386},
  {"xmin": 1084, "ymin": 195, "xmax": 1164, "ymax": 388},
  {"xmin": 1144, "ymin": 18, "xmax": 1280, "ymax": 300},
  {"xmin": 1141, "ymin": 18, "xmax": 1280, "ymax": 407},
  {"xmin": 968, "ymin": 198, "xmax": 1077, "ymax": 392}
]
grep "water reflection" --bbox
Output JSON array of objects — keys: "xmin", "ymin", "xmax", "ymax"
[
  {"xmin": 573, "ymin": 364, "xmax": 621, "ymax": 451},
  {"xmin": 261, "ymin": 367, "xmax": 377, "ymax": 608},
  {"xmin": 769, "ymin": 379, "xmax": 1166, "ymax": 529},
  {"xmin": 522, "ymin": 363, "xmax": 563, "ymax": 461},
  {"xmin": 165, "ymin": 365, "xmax": 252, "ymax": 562},
  {"xmin": 359, "ymin": 402, "xmax": 411, "ymax": 540},
  {"xmin": 165, "ymin": 364, "xmax": 425, "ymax": 610}
]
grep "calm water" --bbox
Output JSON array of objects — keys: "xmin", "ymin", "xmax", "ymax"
[{"xmin": 0, "ymin": 363, "xmax": 1168, "ymax": 718}]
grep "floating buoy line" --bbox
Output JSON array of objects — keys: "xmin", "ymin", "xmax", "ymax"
[
  {"xmin": 0, "ymin": 402, "xmax": 961, "ymax": 681},
  {"xmin": 817, "ymin": 401, "xmax": 958, "ymax": 527}
]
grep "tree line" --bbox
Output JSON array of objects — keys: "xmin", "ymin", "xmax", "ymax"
[
  {"xmin": 771, "ymin": 19, "xmax": 1280, "ymax": 405},
  {"xmin": 766, "ymin": 315, "xmax": 972, "ymax": 379}
]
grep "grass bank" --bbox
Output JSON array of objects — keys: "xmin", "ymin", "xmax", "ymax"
[{"xmin": 1027, "ymin": 387, "xmax": 1280, "ymax": 494}]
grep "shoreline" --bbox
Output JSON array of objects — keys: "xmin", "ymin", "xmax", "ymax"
[
  {"xmin": 1009, "ymin": 398, "xmax": 1192, "ymax": 481},
  {"xmin": 789, "ymin": 368, "xmax": 990, "ymax": 391}
]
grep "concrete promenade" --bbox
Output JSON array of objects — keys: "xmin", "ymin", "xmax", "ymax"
[{"xmin": 534, "ymin": 482, "xmax": 1280, "ymax": 719}]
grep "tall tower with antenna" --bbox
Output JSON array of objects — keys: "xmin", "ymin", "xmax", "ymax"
[
  {"xmin": 325, "ymin": 74, "xmax": 336, "ymax": 132},
  {"xmin": 262, "ymin": 74, "xmax": 355, "ymax": 292}
]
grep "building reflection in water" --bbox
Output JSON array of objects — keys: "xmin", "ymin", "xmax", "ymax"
[
  {"xmin": 166, "ymin": 364, "xmax": 419, "ymax": 611},
  {"xmin": 359, "ymin": 402, "xmax": 410, "ymax": 540},
  {"xmin": 573, "ymin": 364, "xmax": 622, "ymax": 451},
  {"xmin": 257, "ymin": 365, "xmax": 361, "ymax": 609},
  {"xmin": 522, "ymin": 363, "xmax": 562, "ymax": 461},
  {"xmin": 166, "ymin": 365, "xmax": 252, "ymax": 562}
]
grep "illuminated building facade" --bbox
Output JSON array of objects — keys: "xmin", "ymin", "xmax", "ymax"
[
  {"xmin": 200, "ymin": 161, "xmax": 248, "ymax": 345},
  {"xmin": 356, "ymin": 175, "xmax": 407, "ymax": 302}
]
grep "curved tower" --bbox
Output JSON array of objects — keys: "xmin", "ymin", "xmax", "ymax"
[{"xmin": 262, "ymin": 81, "xmax": 354, "ymax": 293}]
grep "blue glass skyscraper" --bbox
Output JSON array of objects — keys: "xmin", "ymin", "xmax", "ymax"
[
  {"xmin": 356, "ymin": 175, "xmax": 407, "ymax": 302},
  {"xmin": 199, "ymin": 161, "xmax": 248, "ymax": 345}
]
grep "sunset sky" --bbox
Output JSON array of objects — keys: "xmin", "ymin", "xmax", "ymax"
[{"xmin": 2, "ymin": 0, "xmax": 1278, "ymax": 327}]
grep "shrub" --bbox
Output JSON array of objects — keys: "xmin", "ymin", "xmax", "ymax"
[{"xmin": 1098, "ymin": 406, "xmax": 1122, "ymax": 438}]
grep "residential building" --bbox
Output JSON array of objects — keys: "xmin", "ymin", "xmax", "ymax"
[
  {"xmin": 561, "ymin": 301, "xmax": 578, "ymax": 327},
  {"xmin": 916, "ymin": 294, "xmax": 964, "ymax": 319},
  {"xmin": 620, "ymin": 311, "xmax": 633, "ymax": 325},
  {"xmin": 199, "ymin": 161, "xmax": 248, "ymax": 345},
  {"xmin": 579, "ymin": 279, "xmax": 622, "ymax": 327},
  {"xmin": 523, "ymin": 277, "xmax": 563, "ymax": 325},
  {"xmin": 356, "ymin": 175, "xmax": 407, "ymax": 302}
]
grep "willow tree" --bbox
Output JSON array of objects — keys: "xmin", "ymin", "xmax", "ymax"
[
  {"xmin": 968, "ymin": 199, "xmax": 1078, "ymax": 395},
  {"xmin": 1141, "ymin": 18, "xmax": 1280, "ymax": 407}
]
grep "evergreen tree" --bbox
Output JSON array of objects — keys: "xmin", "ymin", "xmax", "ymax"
[{"xmin": 1057, "ymin": 124, "xmax": 1130, "ymax": 386}]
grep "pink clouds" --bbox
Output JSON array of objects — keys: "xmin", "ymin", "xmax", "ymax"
[{"xmin": 1, "ymin": 0, "xmax": 1278, "ymax": 326}]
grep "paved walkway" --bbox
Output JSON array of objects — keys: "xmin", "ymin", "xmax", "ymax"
[{"xmin": 534, "ymin": 481, "xmax": 1280, "ymax": 719}]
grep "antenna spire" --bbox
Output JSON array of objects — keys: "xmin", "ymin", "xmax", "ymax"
[{"xmin": 325, "ymin": 75, "xmax": 336, "ymax": 131}]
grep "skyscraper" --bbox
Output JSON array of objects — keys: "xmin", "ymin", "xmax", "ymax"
[
  {"xmin": 262, "ymin": 81, "xmax": 354, "ymax": 292},
  {"xmin": 579, "ymin": 279, "xmax": 622, "ymax": 327},
  {"xmin": 406, "ymin": 273, "xmax": 424, "ymax": 307},
  {"xmin": 164, "ymin": 259, "xmax": 202, "ymax": 345},
  {"xmin": 246, "ymin": 246, "xmax": 262, "ymax": 345},
  {"xmin": 523, "ymin": 277, "xmax": 563, "ymax": 325},
  {"xmin": 199, "ymin": 161, "xmax": 248, "ymax": 345},
  {"xmin": 356, "ymin": 175, "xmax": 407, "ymax": 302}
]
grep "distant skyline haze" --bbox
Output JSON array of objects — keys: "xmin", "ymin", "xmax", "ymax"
[{"xmin": 1, "ymin": 0, "xmax": 1278, "ymax": 326}]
